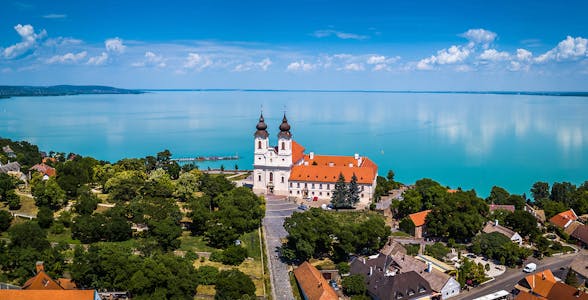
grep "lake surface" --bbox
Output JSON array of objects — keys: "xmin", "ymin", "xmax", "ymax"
[{"xmin": 1, "ymin": 91, "xmax": 587, "ymax": 196}]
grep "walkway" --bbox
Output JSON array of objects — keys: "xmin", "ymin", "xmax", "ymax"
[{"xmin": 263, "ymin": 194, "xmax": 298, "ymax": 300}]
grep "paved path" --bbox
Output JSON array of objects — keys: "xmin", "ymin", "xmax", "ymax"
[
  {"xmin": 263, "ymin": 195, "xmax": 299, "ymax": 300},
  {"xmin": 454, "ymin": 252, "xmax": 578, "ymax": 300}
]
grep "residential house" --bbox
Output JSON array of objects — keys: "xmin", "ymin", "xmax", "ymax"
[
  {"xmin": 408, "ymin": 210, "xmax": 431, "ymax": 239},
  {"xmin": 571, "ymin": 224, "xmax": 588, "ymax": 248},
  {"xmin": 514, "ymin": 269, "xmax": 557, "ymax": 298},
  {"xmin": 391, "ymin": 253, "xmax": 460, "ymax": 299},
  {"xmin": 293, "ymin": 261, "xmax": 338, "ymax": 300},
  {"xmin": 0, "ymin": 290, "xmax": 101, "ymax": 300},
  {"xmin": 0, "ymin": 161, "xmax": 21, "ymax": 174},
  {"xmin": 350, "ymin": 254, "xmax": 434, "ymax": 300},
  {"xmin": 549, "ymin": 209, "xmax": 578, "ymax": 230},
  {"xmin": 488, "ymin": 204, "xmax": 515, "ymax": 213},
  {"xmin": 22, "ymin": 262, "xmax": 77, "ymax": 290},
  {"xmin": 380, "ymin": 239, "xmax": 407, "ymax": 257},
  {"xmin": 516, "ymin": 281, "xmax": 588, "ymax": 300},
  {"xmin": 569, "ymin": 253, "xmax": 588, "ymax": 285},
  {"xmin": 2, "ymin": 145, "xmax": 16, "ymax": 158},
  {"xmin": 524, "ymin": 204, "xmax": 546, "ymax": 223},
  {"xmin": 30, "ymin": 163, "xmax": 56, "ymax": 180},
  {"xmin": 482, "ymin": 220, "xmax": 523, "ymax": 244},
  {"xmin": 414, "ymin": 255, "xmax": 456, "ymax": 274}
]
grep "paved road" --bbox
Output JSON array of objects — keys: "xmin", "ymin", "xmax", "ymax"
[
  {"xmin": 454, "ymin": 252, "xmax": 578, "ymax": 300},
  {"xmin": 263, "ymin": 195, "xmax": 299, "ymax": 300}
]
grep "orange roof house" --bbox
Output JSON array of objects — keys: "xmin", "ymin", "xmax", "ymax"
[
  {"xmin": 550, "ymin": 209, "xmax": 578, "ymax": 229},
  {"xmin": 516, "ymin": 269, "xmax": 557, "ymax": 298},
  {"xmin": 408, "ymin": 210, "xmax": 431, "ymax": 239},
  {"xmin": 289, "ymin": 154, "xmax": 378, "ymax": 185},
  {"xmin": 22, "ymin": 262, "xmax": 77, "ymax": 290},
  {"xmin": 30, "ymin": 163, "xmax": 56, "ymax": 177},
  {"xmin": 293, "ymin": 261, "xmax": 338, "ymax": 300},
  {"xmin": 0, "ymin": 290, "xmax": 100, "ymax": 300}
]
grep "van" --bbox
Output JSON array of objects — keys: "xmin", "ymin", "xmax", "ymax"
[{"xmin": 523, "ymin": 263, "xmax": 537, "ymax": 273}]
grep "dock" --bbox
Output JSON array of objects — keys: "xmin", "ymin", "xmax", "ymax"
[{"xmin": 171, "ymin": 155, "xmax": 239, "ymax": 163}]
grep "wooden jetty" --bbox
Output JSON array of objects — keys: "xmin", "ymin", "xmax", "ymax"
[{"xmin": 171, "ymin": 155, "xmax": 239, "ymax": 163}]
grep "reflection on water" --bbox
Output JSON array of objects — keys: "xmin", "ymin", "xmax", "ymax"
[{"xmin": 0, "ymin": 91, "xmax": 586, "ymax": 196}]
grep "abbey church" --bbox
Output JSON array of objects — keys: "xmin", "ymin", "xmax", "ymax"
[{"xmin": 252, "ymin": 113, "xmax": 378, "ymax": 204}]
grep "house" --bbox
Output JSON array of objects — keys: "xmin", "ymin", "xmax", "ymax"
[
  {"xmin": 524, "ymin": 204, "xmax": 546, "ymax": 223},
  {"xmin": 546, "ymin": 282, "xmax": 588, "ymax": 300},
  {"xmin": 482, "ymin": 220, "xmax": 523, "ymax": 244},
  {"xmin": 30, "ymin": 163, "xmax": 56, "ymax": 179},
  {"xmin": 391, "ymin": 253, "xmax": 460, "ymax": 299},
  {"xmin": 569, "ymin": 253, "xmax": 588, "ymax": 284},
  {"xmin": 252, "ymin": 114, "xmax": 378, "ymax": 205},
  {"xmin": 2, "ymin": 145, "xmax": 16, "ymax": 158},
  {"xmin": 414, "ymin": 255, "xmax": 456, "ymax": 274},
  {"xmin": 0, "ymin": 161, "xmax": 21, "ymax": 174},
  {"xmin": 293, "ymin": 261, "xmax": 338, "ymax": 300},
  {"xmin": 350, "ymin": 254, "xmax": 434, "ymax": 300},
  {"xmin": 0, "ymin": 290, "xmax": 101, "ymax": 300},
  {"xmin": 514, "ymin": 269, "xmax": 557, "ymax": 298},
  {"xmin": 380, "ymin": 239, "xmax": 407, "ymax": 257},
  {"xmin": 408, "ymin": 210, "xmax": 431, "ymax": 239},
  {"xmin": 22, "ymin": 261, "xmax": 77, "ymax": 290},
  {"xmin": 549, "ymin": 209, "xmax": 578, "ymax": 230},
  {"xmin": 488, "ymin": 204, "xmax": 515, "ymax": 213}
]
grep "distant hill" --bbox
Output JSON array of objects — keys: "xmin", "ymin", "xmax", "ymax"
[{"xmin": 0, "ymin": 85, "xmax": 143, "ymax": 98}]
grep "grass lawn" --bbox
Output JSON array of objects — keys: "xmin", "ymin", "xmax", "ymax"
[
  {"xmin": 309, "ymin": 258, "xmax": 336, "ymax": 270},
  {"xmin": 47, "ymin": 227, "xmax": 81, "ymax": 245},
  {"xmin": 179, "ymin": 232, "xmax": 216, "ymax": 252},
  {"xmin": 327, "ymin": 209, "xmax": 380, "ymax": 223},
  {"xmin": 9, "ymin": 192, "xmax": 39, "ymax": 216},
  {"xmin": 391, "ymin": 230, "xmax": 411, "ymax": 237},
  {"xmin": 289, "ymin": 271, "xmax": 303, "ymax": 300}
]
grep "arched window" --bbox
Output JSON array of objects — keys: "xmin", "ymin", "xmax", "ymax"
[
  {"xmin": 258, "ymin": 175, "xmax": 261, "ymax": 181},
  {"xmin": 258, "ymin": 141, "xmax": 262, "ymax": 149},
  {"xmin": 281, "ymin": 176, "xmax": 284, "ymax": 183},
  {"xmin": 281, "ymin": 142, "xmax": 285, "ymax": 150},
  {"xmin": 269, "ymin": 172, "xmax": 273, "ymax": 182}
]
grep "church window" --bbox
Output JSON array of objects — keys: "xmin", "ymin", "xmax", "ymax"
[
  {"xmin": 312, "ymin": 192, "xmax": 315, "ymax": 195},
  {"xmin": 312, "ymin": 183, "xmax": 315, "ymax": 189},
  {"xmin": 258, "ymin": 175, "xmax": 261, "ymax": 181},
  {"xmin": 281, "ymin": 142, "xmax": 285, "ymax": 150},
  {"xmin": 327, "ymin": 192, "xmax": 330, "ymax": 196},
  {"xmin": 289, "ymin": 191, "xmax": 292, "ymax": 194},
  {"xmin": 297, "ymin": 191, "xmax": 300, "ymax": 194},
  {"xmin": 289, "ymin": 183, "xmax": 292, "ymax": 187},
  {"xmin": 258, "ymin": 141, "xmax": 262, "ymax": 149},
  {"xmin": 319, "ymin": 183, "xmax": 322, "ymax": 189},
  {"xmin": 319, "ymin": 192, "xmax": 322, "ymax": 196},
  {"xmin": 281, "ymin": 176, "xmax": 284, "ymax": 183},
  {"xmin": 297, "ymin": 183, "xmax": 300, "ymax": 188},
  {"xmin": 269, "ymin": 172, "xmax": 273, "ymax": 182},
  {"xmin": 304, "ymin": 183, "xmax": 307, "ymax": 188},
  {"xmin": 361, "ymin": 194, "xmax": 364, "ymax": 198}
]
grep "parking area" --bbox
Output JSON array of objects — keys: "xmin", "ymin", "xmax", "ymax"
[{"xmin": 464, "ymin": 254, "xmax": 507, "ymax": 278}]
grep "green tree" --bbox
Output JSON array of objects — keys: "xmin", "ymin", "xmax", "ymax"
[
  {"xmin": 75, "ymin": 187, "xmax": 99, "ymax": 215},
  {"xmin": 425, "ymin": 242, "xmax": 450, "ymax": 260},
  {"xmin": 458, "ymin": 258, "xmax": 487, "ymax": 287},
  {"xmin": 56, "ymin": 156, "xmax": 98, "ymax": 197},
  {"xmin": 37, "ymin": 206, "xmax": 54, "ymax": 228},
  {"xmin": 8, "ymin": 222, "xmax": 50, "ymax": 251},
  {"xmin": 104, "ymin": 170, "xmax": 145, "ymax": 202},
  {"xmin": 538, "ymin": 199, "xmax": 568, "ymax": 219},
  {"xmin": 505, "ymin": 210, "xmax": 540, "ymax": 238},
  {"xmin": 531, "ymin": 181, "xmax": 550, "ymax": 201},
  {"xmin": 195, "ymin": 266, "xmax": 219, "ymax": 285},
  {"xmin": 215, "ymin": 269, "xmax": 255, "ymax": 300},
  {"xmin": 211, "ymin": 245, "xmax": 248, "ymax": 266},
  {"xmin": 398, "ymin": 217, "xmax": 416, "ymax": 235},
  {"xmin": 331, "ymin": 173, "xmax": 348, "ymax": 209},
  {"xmin": 414, "ymin": 178, "xmax": 447, "ymax": 209},
  {"xmin": 175, "ymin": 170, "xmax": 202, "ymax": 201},
  {"xmin": 5, "ymin": 190, "xmax": 21, "ymax": 210},
  {"xmin": 0, "ymin": 210, "xmax": 13, "ymax": 232},
  {"xmin": 0, "ymin": 173, "xmax": 17, "ymax": 199},
  {"xmin": 337, "ymin": 262, "xmax": 350, "ymax": 274},
  {"xmin": 551, "ymin": 182, "xmax": 576, "ymax": 206},
  {"xmin": 32, "ymin": 177, "xmax": 66, "ymax": 209},
  {"xmin": 565, "ymin": 267, "xmax": 579, "ymax": 287},
  {"xmin": 72, "ymin": 214, "xmax": 106, "ymax": 243},
  {"xmin": 347, "ymin": 173, "xmax": 360, "ymax": 207},
  {"xmin": 342, "ymin": 274, "xmax": 367, "ymax": 296},
  {"xmin": 486, "ymin": 186, "xmax": 510, "ymax": 204},
  {"xmin": 394, "ymin": 189, "xmax": 423, "ymax": 219}
]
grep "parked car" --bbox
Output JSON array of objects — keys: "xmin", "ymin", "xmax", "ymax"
[
  {"xmin": 298, "ymin": 204, "xmax": 308, "ymax": 211},
  {"xmin": 466, "ymin": 253, "xmax": 477, "ymax": 259},
  {"xmin": 523, "ymin": 263, "xmax": 537, "ymax": 273}
]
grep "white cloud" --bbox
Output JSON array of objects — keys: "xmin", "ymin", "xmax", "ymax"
[
  {"xmin": 43, "ymin": 14, "xmax": 67, "ymax": 19},
  {"xmin": 461, "ymin": 28, "xmax": 497, "ymax": 48},
  {"xmin": 286, "ymin": 60, "xmax": 315, "ymax": 71},
  {"xmin": 2, "ymin": 24, "xmax": 47, "ymax": 59},
  {"xmin": 46, "ymin": 51, "xmax": 87, "ymax": 64},
  {"xmin": 365, "ymin": 55, "xmax": 400, "ymax": 71},
  {"xmin": 479, "ymin": 49, "xmax": 510, "ymax": 61},
  {"xmin": 313, "ymin": 29, "xmax": 368, "ymax": 40},
  {"xmin": 535, "ymin": 36, "xmax": 587, "ymax": 63},
  {"xmin": 417, "ymin": 45, "xmax": 470, "ymax": 70},
  {"xmin": 183, "ymin": 53, "xmax": 212, "ymax": 70},
  {"xmin": 342, "ymin": 63, "xmax": 364, "ymax": 71},
  {"xmin": 516, "ymin": 49, "xmax": 532, "ymax": 61},
  {"xmin": 132, "ymin": 51, "xmax": 166, "ymax": 68},
  {"xmin": 87, "ymin": 52, "xmax": 108, "ymax": 65},
  {"xmin": 105, "ymin": 37, "xmax": 126, "ymax": 54},
  {"xmin": 233, "ymin": 58, "xmax": 272, "ymax": 72},
  {"xmin": 367, "ymin": 55, "xmax": 386, "ymax": 64}
]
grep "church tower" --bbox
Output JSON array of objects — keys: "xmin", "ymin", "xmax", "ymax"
[{"xmin": 277, "ymin": 114, "xmax": 292, "ymax": 166}]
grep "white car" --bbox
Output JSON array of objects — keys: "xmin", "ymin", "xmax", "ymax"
[{"xmin": 523, "ymin": 263, "xmax": 537, "ymax": 273}]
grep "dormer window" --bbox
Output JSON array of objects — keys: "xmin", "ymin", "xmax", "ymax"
[{"xmin": 408, "ymin": 289, "xmax": 415, "ymax": 296}]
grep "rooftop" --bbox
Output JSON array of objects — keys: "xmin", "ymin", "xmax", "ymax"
[
  {"xmin": 482, "ymin": 221, "xmax": 518, "ymax": 239},
  {"xmin": 293, "ymin": 261, "xmax": 338, "ymax": 300},
  {"xmin": 290, "ymin": 154, "xmax": 377, "ymax": 184},
  {"xmin": 550, "ymin": 209, "xmax": 578, "ymax": 229},
  {"xmin": 408, "ymin": 210, "xmax": 431, "ymax": 227}
]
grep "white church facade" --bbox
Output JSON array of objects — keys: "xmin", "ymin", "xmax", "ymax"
[{"xmin": 252, "ymin": 113, "xmax": 378, "ymax": 204}]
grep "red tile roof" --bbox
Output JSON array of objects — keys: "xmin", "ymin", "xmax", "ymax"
[
  {"xmin": 290, "ymin": 154, "xmax": 377, "ymax": 184},
  {"xmin": 515, "ymin": 291, "xmax": 546, "ymax": 300},
  {"xmin": 408, "ymin": 210, "xmax": 432, "ymax": 227},
  {"xmin": 293, "ymin": 262, "xmax": 338, "ymax": 300},
  {"xmin": 547, "ymin": 282, "xmax": 588, "ymax": 300},
  {"xmin": 524, "ymin": 269, "xmax": 556, "ymax": 298},
  {"xmin": 549, "ymin": 209, "xmax": 578, "ymax": 229},
  {"xmin": 292, "ymin": 140, "xmax": 305, "ymax": 164},
  {"xmin": 30, "ymin": 164, "xmax": 56, "ymax": 177},
  {"xmin": 0, "ymin": 290, "xmax": 98, "ymax": 300},
  {"xmin": 22, "ymin": 271, "xmax": 63, "ymax": 290},
  {"xmin": 489, "ymin": 204, "xmax": 516, "ymax": 213}
]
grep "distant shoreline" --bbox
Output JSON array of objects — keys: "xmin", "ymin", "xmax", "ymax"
[
  {"xmin": 1, "ymin": 85, "xmax": 587, "ymax": 98},
  {"xmin": 0, "ymin": 85, "xmax": 143, "ymax": 99},
  {"xmin": 143, "ymin": 89, "xmax": 588, "ymax": 97}
]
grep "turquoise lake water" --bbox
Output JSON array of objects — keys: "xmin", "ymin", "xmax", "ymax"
[{"xmin": 1, "ymin": 91, "xmax": 587, "ymax": 196}]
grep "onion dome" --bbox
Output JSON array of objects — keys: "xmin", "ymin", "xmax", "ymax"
[
  {"xmin": 278, "ymin": 113, "xmax": 292, "ymax": 139},
  {"xmin": 254, "ymin": 113, "xmax": 269, "ymax": 138}
]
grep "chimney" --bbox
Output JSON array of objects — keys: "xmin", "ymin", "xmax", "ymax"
[
  {"xmin": 36, "ymin": 261, "xmax": 44, "ymax": 273},
  {"xmin": 494, "ymin": 219, "xmax": 498, "ymax": 226},
  {"xmin": 354, "ymin": 153, "xmax": 359, "ymax": 160},
  {"xmin": 309, "ymin": 152, "xmax": 314, "ymax": 160},
  {"xmin": 329, "ymin": 162, "xmax": 334, "ymax": 167},
  {"xmin": 349, "ymin": 163, "xmax": 353, "ymax": 168},
  {"xmin": 427, "ymin": 262, "xmax": 432, "ymax": 273},
  {"xmin": 369, "ymin": 266, "xmax": 373, "ymax": 276}
]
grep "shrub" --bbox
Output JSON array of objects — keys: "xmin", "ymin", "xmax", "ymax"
[{"xmin": 196, "ymin": 265, "xmax": 219, "ymax": 285}]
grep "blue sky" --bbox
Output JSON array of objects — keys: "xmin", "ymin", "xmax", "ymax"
[{"xmin": 1, "ymin": 0, "xmax": 587, "ymax": 90}]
